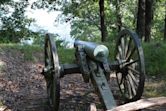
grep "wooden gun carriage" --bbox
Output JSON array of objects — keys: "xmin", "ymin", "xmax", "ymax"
[{"xmin": 42, "ymin": 29, "xmax": 146, "ymax": 111}]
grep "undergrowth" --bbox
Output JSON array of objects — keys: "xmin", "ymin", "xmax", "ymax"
[
  {"xmin": 0, "ymin": 44, "xmax": 43, "ymax": 62},
  {"xmin": 1, "ymin": 41, "xmax": 166, "ymax": 76},
  {"xmin": 143, "ymin": 41, "xmax": 166, "ymax": 76}
]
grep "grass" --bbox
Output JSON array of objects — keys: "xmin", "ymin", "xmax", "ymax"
[
  {"xmin": 1, "ymin": 41, "xmax": 166, "ymax": 75},
  {"xmin": 0, "ymin": 62, "xmax": 5, "ymax": 73},
  {"xmin": 0, "ymin": 43, "xmax": 43, "ymax": 62},
  {"xmin": 144, "ymin": 75, "xmax": 166, "ymax": 97},
  {"xmin": 0, "ymin": 100, "xmax": 3, "ymax": 106},
  {"xmin": 57, "ymin": 47, "xmax": 75, "ymax": 64},
  {"xmin": 0, "ymin": 43, "xmax": 75, "ymax": 63}
]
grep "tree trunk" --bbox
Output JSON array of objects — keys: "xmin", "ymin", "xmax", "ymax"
[
  {"xmin": 136, "ymin": 0, "xmax": 145, "ymax": 39},
  {"xmin": 99, "ymin": 0, "xmax": 107, "ymax": 42},
  {"xmin": 145, "ymin": 0, "xmax": 154, "ymax": 42},
  {"xmin": 115, "ymin": 0, "xmax": 122, "ymax": 32},
  {"xmin": 164, "ymin": 8, "xmax": 166, "ymax": 41}
]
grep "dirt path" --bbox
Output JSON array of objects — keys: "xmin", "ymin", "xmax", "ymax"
[
  {"xmin": 0, "ymin": 47, "xmax": 165, "ymax": 111},
  {"xmin": 0, "ymin": 49, "xmax": 48, "ymax": 111}
]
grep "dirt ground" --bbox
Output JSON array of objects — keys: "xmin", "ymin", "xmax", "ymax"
[
  {"xmin": 0, "ymin": 47, "xmax": 106, "ymax": 111},
  {"xmin": 0, "ymin": 47, "xmax": 165, "ymax": 111}
]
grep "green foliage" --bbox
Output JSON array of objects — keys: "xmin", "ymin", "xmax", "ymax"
[
  {"xmin": 97, "ymin": 40, "xmax": 166, "ymax": 77},
  {"xmin": 60, "ymin": 1, "xmax": 101, "ymax": 41},
  {"xmin": 143, "ymin": 41, "xmax": 166, "ymax": 76},
  {"xmin": 57, "ymin": 47, "xmax": 75, "ymax": 64},
  {"xmin": 0, "ymin": 0, "xmax": 10, "ymax": 4},
  {"xmin": 1, "ymin": 40, "xmax": 166, "ymax": 77},
  {"xmin": 52, "ymin": 0, "xmax": 139, "ymax": 41},
  {"xmin": 32, "ymin": 30, "xmax": 46, "ymax": 45},
  {"xmin": 0, "ymin": 44, "xmax": 43, "ymax": 62},
  {"xmin": 0, "ymin": 100, "xmax": 3, "ymax": 107},
  {"xmin": 151, "ymin": 0, "xmax": 165, "ymax": 40},
  {"xmin": 0, "ymin": 43, "xmax": 74, "ymax": 63},
  {"xmin": 18, "ymin": 45, "xmax": 43, "ymax": 61},
  {"xmin": 0, "ymin": 1, "xmax": 35, "ymax": 43}
]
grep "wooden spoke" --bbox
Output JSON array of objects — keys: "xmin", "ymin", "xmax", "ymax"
[
  {"xmin": 125, "ymin": 37, "xmax": 132, "ymax": 58},
  {"xmin": 126, "ymin": 46, "xmax": 136, "ymax": 61},
  {"xmin": 128, "ymin": 71, "xmax": 139, "ymax": 87},
  {"xmin": 128, "ymin": 66, "xmax": 140, "ymax": 75},
  {"xmin": 120, "ymin": 37, "xmax": 125, "ymax": 59},
  {"xmin": 127, "ymin": 75, "xmax": 137, "ymax": 96},
  {"xmin": 118, "ymin": 45, "xmax": 123, "ymax": 59},
  {"xmin": 124, "ymin": 59, "xmax": 139, "ymax": 67}
]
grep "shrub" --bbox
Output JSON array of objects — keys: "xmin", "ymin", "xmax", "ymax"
[{"xmin": 143, "ymin": 41, "xmax": 166, "ymax": 76}]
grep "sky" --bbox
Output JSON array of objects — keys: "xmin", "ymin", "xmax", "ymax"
[{"xmin": 24, "ymin": 0, "xmax": 71, "ymax": 40}]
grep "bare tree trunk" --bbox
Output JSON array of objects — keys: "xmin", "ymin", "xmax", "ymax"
[
  {"xmin": 115, "ymin": 0, "xmax": 122, "ymax": 32},
  {"xmin": 136, "ymin": 0, "xmax": 145, "ymax": 39},
  {"xmin": 164, "ymin": 7, "xmax": 166, "ymax": 41},
  {"xmin": 99, "ymin": 0, "xmax": 108, "ymax": 42},
  {"xmin": 145, "ymin": 0, "xmax": 154, "ymax": 42}
]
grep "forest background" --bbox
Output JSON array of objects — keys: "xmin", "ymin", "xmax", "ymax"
[{"xmin": 0, "ymin": 0, "xmax": 166, "ymax": 76}]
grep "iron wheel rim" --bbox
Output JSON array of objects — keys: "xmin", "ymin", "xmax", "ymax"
[
  {"xmin": 115, "ymin": 29, "xmax": 145, "ymax": 102},
  {"xmin": 44, "ymin": 34, "xmax": 60, "ymax": 111}
]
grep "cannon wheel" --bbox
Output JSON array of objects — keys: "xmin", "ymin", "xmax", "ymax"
[
  {"xmin": 44, "ymin": 34, "xmax": 60, "ymax": 111},
  {"xmin": 115, "ymin": 29, "xmax": 145, "ymax": 102}
]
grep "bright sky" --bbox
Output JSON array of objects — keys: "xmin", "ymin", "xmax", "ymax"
[{"xmin": 24, "ymin": 0, "xmax": 71, "ymax": 39}]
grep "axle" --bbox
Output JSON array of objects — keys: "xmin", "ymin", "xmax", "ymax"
[
  {"xmin": 60, "ymin": 63, "xmax": 80, "ymax": 77},
  {"xmin": 59, "ymin": 59, "xmax": 126, "ymax": 78}
]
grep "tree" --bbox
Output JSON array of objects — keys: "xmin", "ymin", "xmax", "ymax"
[
  {"xmin": 59, "ymin": 1, "xmax": 101, "ymax": 41},
  {"xmin": 145, "ymin": 0, "xmax": 154, "ymax": 42},
  {"xmin": 33, "ymin": 0, "xmax": 164, "ymax": 42},
  {"xmin": 164, "ymin": 2, "xmax": 166, "ymax": 41},
  {"xmin": 136, "ymin": 0, "xmax": 145, "ymax": 39},
  {"xmin": 114, "ymin": 0, "xmax": 122, "ymax": 32},
  {"xmin": 0, "ymin": 1, "xmax": 34, "ymax": 43},
  {"xmin": 0, "ymin": 0, "xmax": 11, "ymax": 4},
  {"xmin": 99, "ymin": 0, "xmax": 107, "ymax": 42},
  {"xmin": 33, "ymin": 0, "xmax": 114, "ymax": 41},
  {"xmin": 164, "ymin": 1, "xmax": 166, "ymax": 41}
]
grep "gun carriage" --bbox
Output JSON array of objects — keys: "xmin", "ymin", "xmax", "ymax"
[{"xmin": 42, "ymin": 29, "xmax": 145, "ymax": 111}]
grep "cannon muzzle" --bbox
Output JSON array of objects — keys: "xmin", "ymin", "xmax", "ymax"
[{"xmin": 74, "ymin": 40, "xmax": 109, "ymax": 62}]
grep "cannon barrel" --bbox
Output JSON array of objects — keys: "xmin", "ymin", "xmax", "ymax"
[{"xmin": 74, "ymin": 40, "xmax": 109, "ymax": 62}]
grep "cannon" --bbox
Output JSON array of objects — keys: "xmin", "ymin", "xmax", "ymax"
[{"xmin": 42, "ymin": 29, "xmax": 145, "ymax": 111}]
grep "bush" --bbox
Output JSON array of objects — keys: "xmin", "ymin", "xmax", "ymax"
[
  {"xmin": 57, "ymin": 47, "xmax": 75, "ymax": 64},
  {"xmin": 143, "ymin": 41, "xmax": 166, "ymax": 76}
]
